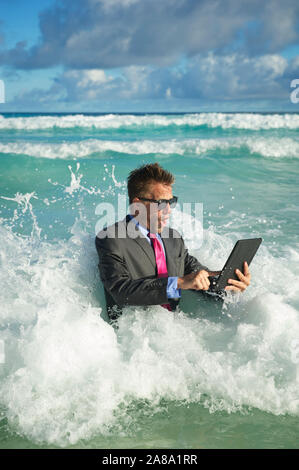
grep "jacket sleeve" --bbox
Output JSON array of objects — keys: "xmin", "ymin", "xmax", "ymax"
[
  {"xmin": 95, "ymin": 235, "xmax": 169, "ymax": 307},
  {"xmin": 181, "ymin": 237, "xmax": 210, "ymax": 275}
]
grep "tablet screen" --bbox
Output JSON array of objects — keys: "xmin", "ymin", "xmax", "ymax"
[{"xmin": 213, "ymin": 238, "xmax": 262, "ymax": 291}]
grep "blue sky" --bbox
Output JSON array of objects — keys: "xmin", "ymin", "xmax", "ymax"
[{"xmin": 0, "ymin": 0, "xmax": 299, "ymax": 112}]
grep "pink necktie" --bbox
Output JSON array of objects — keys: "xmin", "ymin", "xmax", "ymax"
[{"xmin": 148, "ymin": 233, "xmax": 172, "ymax": 311}]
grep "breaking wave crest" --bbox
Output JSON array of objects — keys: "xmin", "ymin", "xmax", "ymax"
[
  {"xmin": 1, "ymin": 112, "xmax": 299, "ymax": 130},
  {"xmin": 0, "ymin": 136, "xmax": 298, "ymax": 159}
]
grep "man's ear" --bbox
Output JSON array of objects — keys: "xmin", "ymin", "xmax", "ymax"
[{"xmin": 129, "ymin": 199, "xmax": 140, "ymax": 216}]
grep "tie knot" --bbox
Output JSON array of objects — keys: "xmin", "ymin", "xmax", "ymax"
[{"xmin": 148, "ymin": 232, "xmax": 157, "ymax": 240}]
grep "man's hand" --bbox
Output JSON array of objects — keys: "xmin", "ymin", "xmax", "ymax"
[
  {"xmin": 225, "ymin": 261, "xmax": 251, "ymax": 292},
  {"xmin": 177, "ymin": 270, "xmax": 210, "ymax": 291}
]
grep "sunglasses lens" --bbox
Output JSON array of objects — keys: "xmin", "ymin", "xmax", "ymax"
[
  {"xmin": 158, "ymin": 201, "xmax": 167, "ymax": 210},
  {"xmin": 158, "ymin": 197, "xmax": 177, "ymax": 209}
]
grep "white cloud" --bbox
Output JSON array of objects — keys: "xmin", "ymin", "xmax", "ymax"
[
  {"xmin": 9, "ymin": 52, "xmax": 297, "ymax": 108},
  {"xmin": 96, "ymin": 0, "xmax": 140, "ymax": 10},
  {"xmin": 253, "ymin": 55, "xmax": 288, "ymax": 79},
  {"xmin": 166, "ymin": 87, "xmax": 172, "ymax": 98},
  {"xmin": 59, "ymin": 53, "xmax": 295, "ymax": 101},
  {"xmin": 77, "ymin": 70, "xmax": 111, "ymax": 87},
  {"xmin": 182, "ymin": 52, "xmax": 290, "ymax": 99}
]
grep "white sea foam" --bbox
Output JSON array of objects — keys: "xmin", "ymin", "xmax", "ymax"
[
  {"xmin": 1, "ymin": 113, "xmax": 299, "ymax": 130},
  {"xmin": 0, "ymin": 206, "xmax": 299, "ymax": 446},
  {"xmin": 0, "ymin": 136, "xmax": 298, "ymax": 159}
]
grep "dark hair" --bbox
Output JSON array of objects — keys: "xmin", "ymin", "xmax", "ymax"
[{"xmin": 127, "ymin": 163, "xmax": 175, "ymax": 203}]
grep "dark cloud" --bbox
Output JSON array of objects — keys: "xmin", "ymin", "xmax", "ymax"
[{"xmin": 1, "ymin": 0, "xmax": 299, "ymax": 70}]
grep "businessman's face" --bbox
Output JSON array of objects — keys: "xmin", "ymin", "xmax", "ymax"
[{"xmin": 133, "ymin": 181, "xmax": 173, "ymax": 233}]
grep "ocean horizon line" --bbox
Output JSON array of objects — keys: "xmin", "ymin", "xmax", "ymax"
[{"xmin": 1, "ymin": 110, "xmax": 299, "ymax": 116}]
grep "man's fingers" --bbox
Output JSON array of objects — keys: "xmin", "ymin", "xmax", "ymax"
[
  {"xmin": 235, "ymin": 268, "xmax": 250, "ymax": 285},
  {"xmin": 225, "ymin": 285, "xmax": 241, "ymax": 292},
  {"xmin": 244, "ymin": 261, "xmax": 249, "ymax": 275},
  {"xmin": 196, "ymin": 280, "xmax": 209, "ymax": 290},
  {"xmin": 226, "ymin": 264, "xmax": 251, "ymax": 292},
  {"xmin": 242, "ymin": 262, "xmax": 251, "ymax": 279},
  {"xmin": 194, "ymin": 271, "xmax": 210, "ymax": 290},
  {"xmin": 199, "ymin": 275, "xmax": 209, "ymax": 289},
  {"xmin": 227, "ymin": 278, "xmax": 246, "ymax": 291}
]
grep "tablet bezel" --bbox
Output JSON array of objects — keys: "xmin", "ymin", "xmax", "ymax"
[{"xmin": 210, "ymin": 237, "xmax": 262, "ymax": 292}]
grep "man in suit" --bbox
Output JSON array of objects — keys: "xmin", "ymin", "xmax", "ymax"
[{"xmin": 95, "ymin": 163, "xmax": 251, "ymax": 321}]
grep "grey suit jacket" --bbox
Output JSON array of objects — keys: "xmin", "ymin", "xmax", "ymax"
[{"xmin": 95, "ymin": 215, "xmax": 210, "ymax": 320}]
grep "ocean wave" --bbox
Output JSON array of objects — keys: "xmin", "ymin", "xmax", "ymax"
[
  {"xmin": 0, "ymin": 113, "xmax": 299, "ymax": 130},
  {"xmin": 0, "ymin": 136, "xmax": 298, "ymax": 159},
  {"xmin": 0, "ymin": 212, "xmax": 299, "ymax": 446}
]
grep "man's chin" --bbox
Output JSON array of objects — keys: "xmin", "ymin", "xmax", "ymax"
[
  {"xmin": 158, "ymin": 220, "xmax": 168, "ymax": 232},
  {"xmin": 150, "ymin": 219, "xmax": 168, "ymax": 233}
]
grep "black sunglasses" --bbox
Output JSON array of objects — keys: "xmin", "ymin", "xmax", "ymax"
[{"xmin": 138, "ymin": 196, "xmax": 178, "ymax": 210}]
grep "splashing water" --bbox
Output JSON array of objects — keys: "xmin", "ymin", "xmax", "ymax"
[{"xmin": 0, "ymin": 112, "xmax": 298, "ymax": 449}]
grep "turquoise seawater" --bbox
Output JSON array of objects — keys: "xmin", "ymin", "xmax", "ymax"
[{"xmin": 0, "ymin": 112, "xmax": 299, "ymax": 449}]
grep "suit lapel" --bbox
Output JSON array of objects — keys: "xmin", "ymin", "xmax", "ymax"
[
  {"xmin": 125, "ymin": 215, "xmax": 156, "ymax": 269},
  {"xmin": 124, "ymin": 215, "xmax": 177, "ymax": 274},
  {"xmin": 134, "ymin": 236, "xmax": 156, "ymax": 269}
]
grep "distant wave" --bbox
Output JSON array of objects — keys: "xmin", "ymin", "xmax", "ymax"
[
  {"xmin": 0, "ymin": 136, "xmax": 298, "ymax": 159},
  {"xmin": 1, "ymin": 113, "xmax": 299, "ymax": 130}
]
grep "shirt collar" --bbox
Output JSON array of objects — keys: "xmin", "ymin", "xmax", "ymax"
[{"xmin": 128, "ymin": 214, "xmax": 161, "ymax": 239}]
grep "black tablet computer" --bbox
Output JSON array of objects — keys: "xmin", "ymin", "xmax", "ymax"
[{"xmin": 208, "ymin": 238, "xmax": 262, "ymax": 293}]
